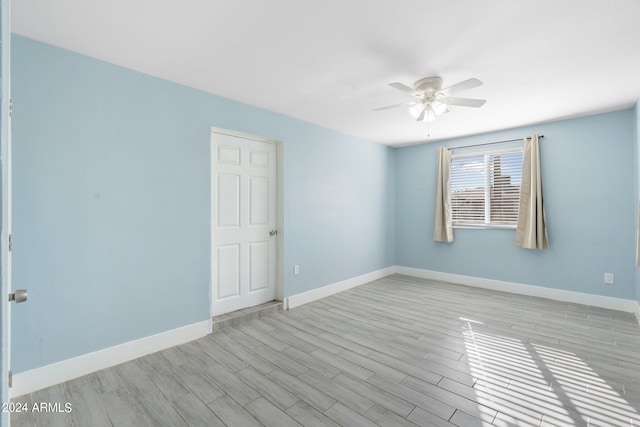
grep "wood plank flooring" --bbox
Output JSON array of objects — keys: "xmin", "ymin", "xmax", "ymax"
[{"xmin": 11, "ymin": 274, "xmax": 640, "ymax": 426}]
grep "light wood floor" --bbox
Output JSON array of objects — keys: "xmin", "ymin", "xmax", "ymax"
[{"xmin": 12, "ymin": 274, "xmax": 640, "ymax": 426}]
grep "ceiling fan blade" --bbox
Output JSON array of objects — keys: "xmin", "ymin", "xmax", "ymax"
[
  {"xmin": 389, "ymin": 82, "xmax": 418, "ymax": 95},
  {"xmin": 440, "ymin": 97, "xmax": 486, "ymax": 108},
  {"xmin": 372, "ymin": 101, "xmax": 416, "ymax": 111},
  {"xmin": 438, "ymin": 78, "xmax": 483, "ymax": 96}
]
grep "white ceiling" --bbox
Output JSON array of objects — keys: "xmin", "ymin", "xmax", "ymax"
[{"xmin": 11, "ymin": 0, "xmax": 640, "ymax": 146}]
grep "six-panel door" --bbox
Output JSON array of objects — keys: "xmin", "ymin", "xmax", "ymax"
[{"xmin": 211, "ymin": 131, "xmax": 277, "ymax": 316}]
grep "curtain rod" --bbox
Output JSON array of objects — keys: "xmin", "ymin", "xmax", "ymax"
[{"xmin": 449, "ymin": 135, "xmax": 544, "ymax": 151}]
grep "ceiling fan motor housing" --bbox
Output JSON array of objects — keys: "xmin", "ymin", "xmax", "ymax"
[{"xmin": 414, "ymin": 77, "xmax": 443, "ymax": 95}]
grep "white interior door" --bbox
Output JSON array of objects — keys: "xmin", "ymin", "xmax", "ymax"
[{"xmin": 211, "ymin": 130, "xmax": 277, "ymax": 316}]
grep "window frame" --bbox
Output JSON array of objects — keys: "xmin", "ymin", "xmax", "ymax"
[{"xmin": 450, "ymin": 145, "xmax": 523, "ymax": 230}]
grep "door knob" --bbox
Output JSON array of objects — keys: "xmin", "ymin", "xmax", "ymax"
[
  {"xmin": 8, "ymin": 289, "xmax": 27, "ymax": 304},
  {"xmin": 269, "ymin": 229, "xmax": 278, "ymax": 236}
]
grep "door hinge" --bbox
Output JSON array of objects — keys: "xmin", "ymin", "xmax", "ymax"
[
  {"xmin": 8, "ymin": 234, "xmax": 12, "ymax": 252},
  {"xmin": 8, "ymin": 370, "xmax": 12, "ymax": 388},
  {"xmin": 8, "ymin": 99, "xmax": 12, "ymax": 118}
]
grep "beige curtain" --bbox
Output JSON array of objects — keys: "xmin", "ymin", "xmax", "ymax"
[
  {"xmin": 434, "ymin": 147, "xmax": 453, "ymax": 242},
  {"xmin": 515, "ymin": 134, "xmax": 549, "ymax": 249}
]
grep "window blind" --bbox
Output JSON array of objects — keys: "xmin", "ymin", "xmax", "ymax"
[{"xmin": 450, "ymin": 149, "xmax": 523, "ymax": 227}]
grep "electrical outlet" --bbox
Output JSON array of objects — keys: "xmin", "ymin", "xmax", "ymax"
[
  {"xmin": 604, "ymin": 273, "xmax": 614, "ymax": 285},
  {"xmin": 294, "ymin": 265, "xmax": 300, "ymax": 275}
]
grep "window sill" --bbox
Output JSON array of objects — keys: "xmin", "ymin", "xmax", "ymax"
[{"xmin": 453, "ymin": 224, "xmax": 517, "ymax": 230}]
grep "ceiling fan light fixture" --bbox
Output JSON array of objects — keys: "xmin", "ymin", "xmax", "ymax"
[
  {"xmin": 431, "ymin": 101, "xmax": 447, "ymax": 116},
  {"xmin": 408, "ymin": 104, "xmax": 424, "ymax": 119},
  {"xmin": 408, "ymin": 103, "xmax": 439, "ymax": 122},
  {"xmin": 424, "ymin": 110, "xmax": 437, "ymax": 123}
]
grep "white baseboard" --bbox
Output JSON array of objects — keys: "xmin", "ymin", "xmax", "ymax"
[
  {"xmin": 396, "ymin": 266, "xmax": 639, "ymax": 315},
  {"xmin": 285, "ymin": 266, "xmax": 396, "ymax": 310},
  {"xmin": 11, "ymin": 319, "xmax": 211, "ymax": 398}
]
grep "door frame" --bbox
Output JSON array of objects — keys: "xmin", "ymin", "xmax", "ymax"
[
  {"xmin": 1, "ymin": 0, "xmax": 11, "ymax": 420},
  {"xmin": 209, "ymin": 127, "xmax": 284, "ymax": 317}
]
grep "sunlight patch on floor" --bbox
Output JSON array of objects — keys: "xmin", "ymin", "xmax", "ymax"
[{"xmin": 461, "ymin": 318, "xmax": 640, "ymax": 426}]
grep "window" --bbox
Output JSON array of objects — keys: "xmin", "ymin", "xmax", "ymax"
[{"xmin": 450, "ymin": 147, "xmax": 523, "ymax": 227}]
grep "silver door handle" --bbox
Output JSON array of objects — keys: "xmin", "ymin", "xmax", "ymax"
[
  {"xmin": 269, "ymin": 229, "xmax": 278, "ymax": 236},
  {"xmin": 9, "ymin": 289, "xmax": 27, "ymax": 304}
]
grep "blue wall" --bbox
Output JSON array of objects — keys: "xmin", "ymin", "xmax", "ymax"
[
  {"xmin": 11, "ymin": 36, "xmax": 396, "ymax": 373},
  {"xmin": 396, "ymin": 110, "xmax": 637, "ymax": 300}
]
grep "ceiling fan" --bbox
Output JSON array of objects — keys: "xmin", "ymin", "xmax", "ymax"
[{"xmin": 374, "ymin": 76, "xmax": 486, "ymax": 122}]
